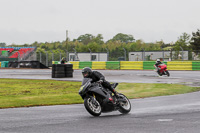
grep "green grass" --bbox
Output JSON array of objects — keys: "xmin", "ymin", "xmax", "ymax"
[
  {"xmin": 0, "ymin": 79, "xmax": 200, "ymax": 109},
  {"xmin": 118, "ymin": 83, "xmax": 200, "ymax": 98}
]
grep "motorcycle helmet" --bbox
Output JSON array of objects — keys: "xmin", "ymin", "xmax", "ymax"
[
  {"xmin": 82, "ymin": 67, "xmax": 92, "ymax": 78},
  {"xmin": 62, "ymin": 57, "xmax": 66, "ymax": 61},
  {"xmin": 156, "ymin": 59, "xmax": 161, "ymax": 63}
]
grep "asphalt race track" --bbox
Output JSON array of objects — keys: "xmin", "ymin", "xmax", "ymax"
[
  {"xmin": 0, "ymin": 69, "xmax": 200, "ymax": 133},
  {"xmin": 1, "ymin": 69, "xmax": 200, "ymax": 85}
]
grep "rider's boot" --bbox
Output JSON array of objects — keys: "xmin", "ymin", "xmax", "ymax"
[
  {"xmin": 113, "ymin": 91, "xmax": 120, "ymax": 105},
  {"xmin": 112, "ymin": 88, "xmax": 120, "ymax": 99}
]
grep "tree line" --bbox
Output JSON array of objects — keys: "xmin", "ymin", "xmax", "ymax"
[{"xmin": 1, "ymin": 29, "xmax": 200, "ymax": 61}]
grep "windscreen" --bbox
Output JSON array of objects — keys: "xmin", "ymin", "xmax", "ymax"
[{"xmin": 82, "ymin": 78, "xmax": 92, "ymax": 86}]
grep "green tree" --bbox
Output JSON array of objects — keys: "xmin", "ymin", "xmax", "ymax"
[
  {"xmin": 92, "ymin": 34, "xmax": 104, "ymax": 45},
  {"xmin": 173, "ymin": 32, "xmax": 190, "ymax": 51},
  {"xmin": 0, "ymin": 43, "xmax": 6, "ymax": 47},
  {"xmin": 109, "ymin": 33, "xmax": 135, "ymax": 43},
  {"xmin": 87, "ymin": 42, "xmax": 101, "ymax": 52},
  {"xmin": 31, "ymin": 41, "xmax": 40, "ymax": 47},
  {"xmin": 75, "ymin": 34, "xmax": 94, "ymax": 45},
  {"xmin": 171, "ymin": 32, "xmax": 190, "ymax": 60},
  {"xmin": 76, "ymin": 43, "xmax": 88, "ymax": 52},
  {"xmin": 74, "ymin": 34, "xmax": 104, "ymax": 45},
  {"xmin": 190, "ymin": 29, "xmax": 200, "ymax": 54},
  {"xmin": 40, "ymin": 43, "xmax": 47, "ymax": 50}
]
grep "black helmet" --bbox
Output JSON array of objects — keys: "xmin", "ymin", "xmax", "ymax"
[{"xmin": 82, "ymin": 67, "xmax": 92, "ymax": 78}]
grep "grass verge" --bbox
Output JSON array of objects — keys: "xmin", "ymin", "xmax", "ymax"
[{"xmin": 0, "ymin": 79, "xmax": 200, "ymax": 109}]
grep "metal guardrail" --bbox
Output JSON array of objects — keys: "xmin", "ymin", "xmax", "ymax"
[{"xmin": 51, "ymin": 61, "xmax": 200, "ymax": 71}]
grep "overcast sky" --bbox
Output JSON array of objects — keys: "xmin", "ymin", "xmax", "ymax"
[{"xmin": 0, "ymin": 0, "xmax": 200, "ymax": 45}]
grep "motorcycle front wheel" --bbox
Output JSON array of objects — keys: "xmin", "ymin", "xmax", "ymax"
[
  {"xmin": 84, "ymin": 97, "xmax": 101, "ymax": 116},
  {"xmin": 118, "ymin": 94, "xmax": 131, "ymax": 114}
]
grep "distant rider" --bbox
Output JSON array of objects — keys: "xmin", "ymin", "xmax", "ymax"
[
  {"xmin": 82, "ymin": 67, "xmax": 119, "ymax": 97},
  {"xmin": 154, "ymin": 59, "xmax": 163, "ymax": 74},
  {"xmin": 60, "ymin": 57, "xmax": 66, "ymax": 64}
]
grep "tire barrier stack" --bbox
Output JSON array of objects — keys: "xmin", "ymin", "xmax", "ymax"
[
  {"xmin": 8, "ymin": 61, "xmax": 49, "ymax": 69},
  {"xmin": 52, "ymin": 64, "xmax": 73, "ymax": 78},
  {"xmin": 8, "ymin": 61, "xmax": 18, "ymax": 68}
]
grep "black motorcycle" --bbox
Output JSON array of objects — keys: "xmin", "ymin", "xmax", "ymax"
[{"xmin": 79, "ymin": 78, "xmax": 131, "ymax": 116}]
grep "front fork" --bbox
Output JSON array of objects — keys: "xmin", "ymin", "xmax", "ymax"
[{"xmin": 90, "ymin": 94, "xmax": 98, "ymax": 106}]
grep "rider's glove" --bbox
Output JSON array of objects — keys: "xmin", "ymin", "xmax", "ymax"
[{"xmin": 97, "ymin": 80, "xmax": 103, "ymax": 84}]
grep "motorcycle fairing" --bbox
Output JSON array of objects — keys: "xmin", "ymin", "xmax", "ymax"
[
  {"xmin": 89, "ymin": 85, "xmax": 108, "ymax": 98},
  {"xmin": 89, "ymin": 86, "xmax": 116, "ymax": 112}
]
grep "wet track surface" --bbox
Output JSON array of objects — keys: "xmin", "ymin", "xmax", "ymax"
[
  {"xmin": 0, "ymin": 69, "xmax": 200, "ymax": 133},
  {"xmin": 1, "ymin": 69, "xmax": 200, "ymax": 85}
]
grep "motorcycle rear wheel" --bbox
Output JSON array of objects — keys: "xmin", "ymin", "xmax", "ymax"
[
  {"xmin": 166, "ymin": 70, "xmax": 170, "ymax": 77},
  {"xmin": 84, "ymin": 97, "xmax": 101, "ymax": 116},
  {"xmin": 118, "ymin": 94, "xmax": 131, "ymax": 114}
]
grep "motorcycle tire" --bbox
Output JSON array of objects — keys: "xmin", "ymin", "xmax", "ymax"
[
  {"xmin": 84, "ymin": 97, "xmax": 101, "ymax": 116},
  {"xmin": 166, "ymin": 70, "xmax": 170, "ymax": 77},
  {"xmin": 156, "ymin": 71, "xmax": 162, "ymax": 76},
  {"xmin": 118, "ymin": 94, "xmax": 131, "ymax": 114}
]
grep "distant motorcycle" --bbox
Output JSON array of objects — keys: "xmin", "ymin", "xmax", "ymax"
[
  {"xmin": 155, "ymin": 64, "xmax": 170, "ymax": 77},
  {"xmin": 79, "ymin": 78, "xmax": 131, "ymax": 116}
]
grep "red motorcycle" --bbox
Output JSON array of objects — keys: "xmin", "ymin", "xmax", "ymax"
[{"xmin": 154, "ymin": 64, "xmax": 170, "ymax": 77}]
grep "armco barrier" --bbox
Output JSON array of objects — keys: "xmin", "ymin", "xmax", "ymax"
[
  {"xmin": 192, "ymin": 61, "xmax": 200, "ymax": 70},
  {"xmin": 143, "ymin": 61, "xmax": 155, "ymax": 70},
  {"xmin": 79, "ymin": 61, "xmax": 92, "ymax": 69},
  {"xmin": 69, "ymin": 61, "xmax": 79, "ymax": 69},
  {"xmin": 106, "ymin": 61, "xmax": 120, "ymax": 69},
  {"xmin": 51, "ymin": 61, "xmax": 200, "ymax": 70},
  {"xmin": 92, "ymin": 61, "xmax": 106, "ymax": 69},
  {"xmin": 167, "ymin": 61, "xmax": 192, "ymax": 70},
  {"xmin": 143, "ymin": 61, "xmax": 168, "ymax": 70},
  {"xmin": 120, "ymin": 61, "xmax": 143, "ymax": 70},
  {"xmin": 52, "ymin": 61, "xmax": 60, "ymax": 64}
]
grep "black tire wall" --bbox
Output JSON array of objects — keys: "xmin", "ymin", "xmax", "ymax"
[{"xmin": 52, "ymin": 64, "xmax": 73, "ymax": 78}]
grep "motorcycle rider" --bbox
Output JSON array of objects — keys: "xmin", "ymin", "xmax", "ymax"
[
  {"xmin": 60, "ymin": 57, "xmax": 66, "ymax": 64},
  {"xmin": 154, "ymin": 59, "xmax": 163, "ymax": 74},
  {"xmin": 82, "ymin": 67, "xmax": 119, "ymax": 97}
]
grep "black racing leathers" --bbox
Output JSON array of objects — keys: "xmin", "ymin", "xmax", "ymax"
[
  {"xmin": 89, "ymin": 71, "xmax": 115, "ymax": 93},
  {"xmin": 154, "ymin": 62, "xmax": 163, "ymax": 74},
  {"xmin": 154, "ymin": 62, "xmax": 163, "ymax": 67},
  {"xmin": 60, "ymin": 60, "xmax": 65, "ymax": 64}
]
